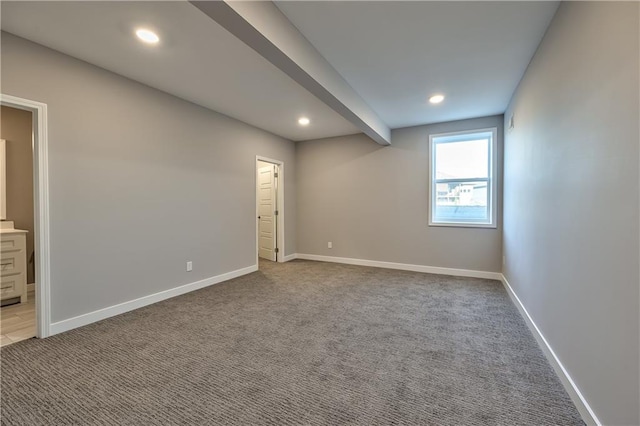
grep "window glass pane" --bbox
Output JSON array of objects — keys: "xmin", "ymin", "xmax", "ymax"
[
  {"xmin": 435, "ymin": 138, "xmax": 488, "ymax": 179},
  {"xmin": 434, "ymin": 181, "xmax": 488, "ymax": 222}
]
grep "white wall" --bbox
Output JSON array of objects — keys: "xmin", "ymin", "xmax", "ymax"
[
  {"xmin": 1, "ymin": 33, "xmax": 296, "ymax": 324},
  {"xmin": 502, "ymin": 2, "xmax": 639, "ymax": 425},
  {"xmin": 296, "ymin": 115, "xmax": 503, "ymax": 273}
]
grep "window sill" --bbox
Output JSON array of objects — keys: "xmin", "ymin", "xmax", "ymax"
[{"xmin": 428, "ymin": 221, "xmax": 497, "ymax": 229}]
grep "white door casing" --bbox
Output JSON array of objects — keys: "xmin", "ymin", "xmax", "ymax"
[
  {"xmin": 258, "ymin": 164, "xmax": 276, "ymax": 261},
  {"xmin": 0, "ymin": 94, "xmax": 51, "ymax": 338}
]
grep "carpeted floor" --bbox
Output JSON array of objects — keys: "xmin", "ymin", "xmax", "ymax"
[{"xmin": 1, "ymin": 260, "xmax": 582, "ymax": 425}]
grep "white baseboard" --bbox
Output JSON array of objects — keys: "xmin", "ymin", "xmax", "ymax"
[
  {"xmin": 500, "ymin": 274, "xmax": 600, "ymax": 426},
  {"xmin": 282, "ymin": 253, "xmax": 297, "ymax": 262},
  {"xmin": 49, "ymin": 264, "xmax": 258, "ymax": 336},
  {"xmin": 295, "ymin": 253, "xmax": 501, "ymax": 280}
]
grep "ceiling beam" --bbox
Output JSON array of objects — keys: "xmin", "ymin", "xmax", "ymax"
[{"xmin": 190, "ymin": 0, "xmax": 391, "ymax": 146}]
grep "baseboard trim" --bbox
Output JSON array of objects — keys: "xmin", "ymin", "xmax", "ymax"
[
  {"xmin": 27, "ymin": 283, "xmax": 35, "ymax": 292},
  {"xmin": 295, "ymin": 253, "xmax": 501, "ymax": 280},
  {"xmin": 500, "ymin": 274, "xmax": 600, "ymax": 426},
  {"xmin": 49, "ymin": 264, "xmax": 258, "ymax": 336},
  {"xmin": 282, "ymin": 253, "xmax": 297, "ymax": 262}
]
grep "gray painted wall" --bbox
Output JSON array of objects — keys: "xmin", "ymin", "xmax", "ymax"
[
  {"xmin": 1, "ymin": 33, "xmax": 296, "ymax": 323},
  {"xmin": 297, "ymin": 115, "xmax": 503, "ymax": 272},
  {"xmin": 503, "ymin": 2, "xmax": 639, "ymax": 425},
  {"xmin": 1, "ymin": 105, "xmax": 35, "ymax": 284}
]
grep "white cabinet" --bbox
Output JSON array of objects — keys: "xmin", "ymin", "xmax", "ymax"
[{"xmin": 0, "ymin": 226, "xmax": 28, "ymax": 304}]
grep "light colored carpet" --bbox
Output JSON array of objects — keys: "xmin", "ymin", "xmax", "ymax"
[{"xmin": 0, "ymin": 259, "xmax": 582, "ymax": 425}]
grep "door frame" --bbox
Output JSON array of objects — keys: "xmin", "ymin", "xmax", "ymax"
[
  {"xmin": 1, "ymin": 94, "xmax": 51, "ymax": 338},
  {"xmin": 255, "ymin": 156, "xmax": 285, "ymax": 264}
]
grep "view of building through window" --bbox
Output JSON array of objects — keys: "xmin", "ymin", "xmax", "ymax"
[{"xmin": 430, "ymin": 130, "xmax": 496, "ymax": 226}]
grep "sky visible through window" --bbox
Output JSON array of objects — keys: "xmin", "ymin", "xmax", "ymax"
[{"xmin": 435, "ymin": 139, "xmax": 488, "ymax": 179}]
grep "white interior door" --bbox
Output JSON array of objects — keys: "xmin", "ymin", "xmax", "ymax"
[{"xmin": 258, "ymin": 164, "xmax": 276, "ymax": 261}]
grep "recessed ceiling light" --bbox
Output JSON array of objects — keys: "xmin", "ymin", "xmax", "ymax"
[
  {"xmin": 135, "ymin": 29, "xmax": 160, "ymax": 44},
  {"xmin": 298, "ymin": 117, "xmax": 310, "ymax": 126},
  {"xmin": 429, "ymin": 94, "xmax": 445, "ymax": 104}
]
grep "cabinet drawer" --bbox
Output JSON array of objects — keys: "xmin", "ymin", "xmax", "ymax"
[
  {"xmin": 0, "ymin": 250, "xmax": 26, "ymax": 275},
  {"xmin": 1, "ymin": 234, "xmax": 26, "ymax": 252},
  {"xmin": 0, "ymin": 273, "xmax": 23, "ymax": 299}
]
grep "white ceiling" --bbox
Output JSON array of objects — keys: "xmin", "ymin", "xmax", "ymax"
[
  {"xmin": 1, "ymin": 1, "xmax": 560, "ymax": 141},
  {"xmin": 276, "ymin": 1, "xmax": 559, "ymax": 129},
  {"xmin": 0, "ymin": 1, "xmax": 360, "ymax": 141}
]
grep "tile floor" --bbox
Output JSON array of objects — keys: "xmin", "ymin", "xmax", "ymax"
[{"xmin": 0, "ymin": 289, "xmax": 36, "ymax": 347}]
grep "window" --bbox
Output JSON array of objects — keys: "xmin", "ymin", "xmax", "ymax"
[{"xmin": 429, "ymin": 128, "xmax": 497, "ymax": 228}]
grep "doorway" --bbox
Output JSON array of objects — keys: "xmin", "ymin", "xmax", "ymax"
[
  {"xmin": 1, "ymin": 106, "xmax": 36, "ymax": 345},
  {"xmin": 256, "ymin": 156, "xmax": 285, "ymax": 266},
  {"xmin": 0, "ymin": 94, "xmax": 51, "ymax": 340}
]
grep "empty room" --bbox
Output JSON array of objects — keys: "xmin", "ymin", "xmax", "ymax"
[{"xmin": 0, "ymin": 1, "xmax": 638, "ymax": 425}]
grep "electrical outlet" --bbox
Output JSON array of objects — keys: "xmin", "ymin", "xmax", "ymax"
[
  {"xmin": 328, "ymin": 242, "xmax": 332, "ymax": 249},
  {"xmin": 186, "ymin": 261, "xmax": 193, "ymax": 272}
]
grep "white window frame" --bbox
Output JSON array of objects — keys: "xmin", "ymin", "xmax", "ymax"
[{"xmin": 428, "ymin": 127, "xmax": 497, "ymax": 228}]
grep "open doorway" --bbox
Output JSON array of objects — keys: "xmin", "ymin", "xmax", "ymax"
[
  {"xmin": 0, "ymin": 94, "xmax": 51, "ymax": 341},
  {"xmin": 256, "ymin": 156, "xmax": 285, "ymax": 268},
  {"xmin": 1, "ymin": 106, "xmax": 36, "ymax": 346}
]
